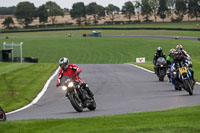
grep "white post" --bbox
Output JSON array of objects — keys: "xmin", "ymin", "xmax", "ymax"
[
  {"xmin": 11, "ymin": 42, "xmax": 14, "ymax": 62},
  {"xmin": 20, "ymin": 42, "xmax": 23, "ymax": 63},
  {"xmin": 3, "ymin": 42, "xmax": 6, "ymax": 49}
]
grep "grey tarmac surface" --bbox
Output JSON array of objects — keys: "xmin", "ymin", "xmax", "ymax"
[
  {"xmin": 103, "ymin": 35, "xmax": 200, "ymax": 41},
  {"xmin": 7, "ymin": 64, "xmax": 200, "ymax": 121},
  {"xmin": 1, "ymin": 35, "xmax": 199, "ymax": 41}
]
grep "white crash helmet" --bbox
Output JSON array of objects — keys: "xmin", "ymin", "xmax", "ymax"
[{"xmin": 59, "ymin": 57, "xmax": 69, "ymax": 70}]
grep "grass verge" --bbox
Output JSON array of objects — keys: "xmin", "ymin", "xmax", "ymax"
[
  {"xmin": 0, "ymin": 63, "xmax": 57, "ymax": 112},
  {"xmin": 0, "ymin": 105, "xmax": 200, "ymax": 133}
]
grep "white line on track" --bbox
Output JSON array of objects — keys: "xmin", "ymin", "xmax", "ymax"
[
  {"xmin": 126, "ymin": 63, "xmax": 200, "ymax": 85},
  {"xmin": 6, "ymin": 67, "xmax": 60, "ymax": 115}
]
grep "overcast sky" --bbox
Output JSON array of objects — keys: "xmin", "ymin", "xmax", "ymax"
[{"xmin": 0, "ymin": 0, "xmax": 136, "ymax": 9}]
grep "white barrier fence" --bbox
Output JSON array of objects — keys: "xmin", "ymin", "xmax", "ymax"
[{"xmin": 3, "ymin": 42, "xmax": 23, "ymax": 63}]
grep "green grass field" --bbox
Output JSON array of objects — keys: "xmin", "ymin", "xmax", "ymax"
[
  {"xmin": 0, "ymin": 105, "xmax": 200, "ymax": 133},
  {"xmin": 0, "ymin": 37, "xmax": 199, "ymax": 63},
  {"xmin": 93, "ymin": 22, "xmax": 200, "ymax": 29},
  {"xmin": 0, "ymin": 63, "xmax": 57, "ymax": 112}
]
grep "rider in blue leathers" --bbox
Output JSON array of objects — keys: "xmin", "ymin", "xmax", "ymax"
[{"xmin": 170, "ymin": 50, "xmax": 195, "ymax": 90}]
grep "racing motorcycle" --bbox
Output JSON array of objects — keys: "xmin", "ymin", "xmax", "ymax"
[
  {"xmin": 155, "ymin": 57, "xmax": 167, "ymax": 81},
  {"xmin": 172, "ymin": 66, "xmax": 194, "ymax": 95},
  {"xmin": 0, "ymin": 106, "xmax": 6, "ymax": 121},
  {"xmin": 61, "ymin": 76, "xmax": 96, "ymax": 112}
]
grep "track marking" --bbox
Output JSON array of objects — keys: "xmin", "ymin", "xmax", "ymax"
[{"xmin": 6, "ymin": 67, "xmax": 60, "ymax": 115}]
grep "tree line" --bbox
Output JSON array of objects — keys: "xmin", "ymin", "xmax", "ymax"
[{"xmin": 1, "ymin": 0, "xmax": 200, "ymax": 29}]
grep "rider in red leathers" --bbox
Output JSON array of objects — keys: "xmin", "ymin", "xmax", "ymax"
[
  {"xmin": 176, "ymin": 44, "xmax": 192, "ymax": 67},
  {"xmin": 176, "ymin": 44, "xmax": 191, "ymax": 60},
  {"xmin": 56, "ymin": 57, "xmax": 93, "ymax": 97}
]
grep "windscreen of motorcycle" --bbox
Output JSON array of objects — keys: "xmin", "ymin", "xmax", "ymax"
[{"xmin": 157, "ymin": 57, "xmax": 166, "ymax": 65}]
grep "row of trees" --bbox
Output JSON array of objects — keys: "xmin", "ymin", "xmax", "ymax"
[
  {"xmin": 141, "ymin": 0, "xmax": 200, "ymax": 22},
  {"xmin": 2, "ymin": 1, "xmax": 64, "ymax": 28},
  {"xmin": 1, "ymin": 0, "xmax": 200, "ymax": 28}
]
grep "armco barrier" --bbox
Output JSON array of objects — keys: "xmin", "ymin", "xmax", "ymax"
[{"xmin": 24, "ymin": 57, "xmax": 38, "ymax": 63}]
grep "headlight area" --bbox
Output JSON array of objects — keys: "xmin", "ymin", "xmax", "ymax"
[
  {"xmin": 62, "ymin": 86, "xmax": 67, "ymax": 91},
  {"xmin": 68, "ymin": 82, "xmax": 74, "ymax": 88}
]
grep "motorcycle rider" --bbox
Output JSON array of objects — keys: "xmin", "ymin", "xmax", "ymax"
[
  {"xmin": 153, "ymin": 47, "xmax": 166, "ymax": 74},
  {"xmin": 176, "ymin": 44, "xmax": 191, "ymax": 60},
  {"xmin": 176, "ymin": 44, "xmax": 192, "ymax": 67},
  {"xmin": 171, "ymin": 50, "xmax": 195, "ymax": 90},
  {"xmin": 56, "ymin": 57, "xmax": 94, "ymax": 97},
  {"xmin": 166, "ymin": 49, "xmax": 175, "ymax": 82}
]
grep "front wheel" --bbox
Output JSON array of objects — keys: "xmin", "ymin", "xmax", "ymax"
[
  {"xmin": 68, "ymin": 94, "xmax": 83, "ymax": 112},
  {"xmin": 183, "ymin": 79, "xmax": 193, "ymax": 95},
  {"xmin": 159, "ymin": 77, "xmax": 164, "ymax": 82},
  {"xmin": 0, "ymin": 107, "xmax": 6, "ymax": 121}
]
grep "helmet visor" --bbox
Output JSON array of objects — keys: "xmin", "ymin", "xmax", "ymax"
[{"xmin": 60, "ymin": 63, "xmax": 67, "ymax": 70}]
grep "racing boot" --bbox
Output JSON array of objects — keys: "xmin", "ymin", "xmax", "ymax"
[
  {"xmin": 154, "ymin": 66, "xmax": 157, "ymax": 74},
  {"xmin": 81, "ymin": 83, "xmax": 94, "ymax": 98}
]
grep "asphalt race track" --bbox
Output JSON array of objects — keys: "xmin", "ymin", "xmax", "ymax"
[
  {"xmin": 1, "ymin": 35, "xmax": 199, "ymax": 41},
  {"xmin": 7, "ymin": 64, "xmax": 200, "ymax": 121}
]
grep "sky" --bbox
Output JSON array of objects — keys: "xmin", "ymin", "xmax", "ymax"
[{"xmin": 0, "ymin": 0, "xmax": 137, "ymax": 9}]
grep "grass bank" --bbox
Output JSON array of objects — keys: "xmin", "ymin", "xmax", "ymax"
[{"xmin": 0, "ymin": 63, "xmax": 57, "ymax": 112}]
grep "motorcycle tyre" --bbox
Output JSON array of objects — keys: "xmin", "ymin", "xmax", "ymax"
[
  {"xmin": 68, "ymin": 94, "xmax": 83, "ymax": 112},
  {"xmin": 0, "ymin": 108, "xmax": 6, "ymax": 121},
  {"xmin": 159, "ymin": 77, "xmax": 164, "ymax": 82},
  {"xmin": 183, "ymin": 80, "xmax": 193, "ymax": 95}
]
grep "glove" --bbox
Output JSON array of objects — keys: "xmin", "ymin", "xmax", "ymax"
[{"xmin": 56, "ymin": 80, "xmax": 60, "ymax": 87}]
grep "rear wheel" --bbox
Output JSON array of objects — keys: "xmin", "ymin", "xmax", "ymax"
[{"xmin": 174, "ymin": 86, "xmax": 179, "ymax": 91}]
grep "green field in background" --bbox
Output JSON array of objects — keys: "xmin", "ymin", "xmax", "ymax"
[
  {"xmin": 1, "ymin": 21, "xmax": 200, "ymax": 31},
  {"xmin": 0, "ymin": 37, "xmax": 199, "ymax": 63}
]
